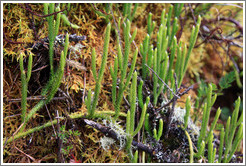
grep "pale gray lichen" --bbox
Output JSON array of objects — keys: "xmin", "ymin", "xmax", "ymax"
[
  {"xmin": 171, "ymin": 106, "xmax": 200, "ymax": 139},
  {"xmin": 70, "ymin": 43, "xmax": 85, "ymax": 59},
  {"xmin": 100, "ymin": 136, "xmax": 116, "ymax": 151},
  {"xmin": 102, "ymin": 119, "xmax": 128, "ymax": 150}
]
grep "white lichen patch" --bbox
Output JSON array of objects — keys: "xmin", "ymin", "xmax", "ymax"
[
  {"xmin": 70, "ymin": 43, "xmax": 85, "ymax": 59},
  {"xmin": 171, "ymin": 106, "xmax": 200, "ymax": 139},
  {"xmin": 100, "ymin": 136, "xmax": 116, "ymax": 151},
  {"xmin": 102, "ymin": 119, "xmax": 128, "ymax": 150}
]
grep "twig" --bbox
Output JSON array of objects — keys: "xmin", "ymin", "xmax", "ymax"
[
  {"xmin": 145, "ymin": 64, "xmax": 180, "ymax": 99},
  {"xmin": 165, "ymin": 73, "xmax": 179, "ymax": 138},
  {"xmin": 14, "ymin": 146, "xmax": 36, "ymax": 162},
  {"xmin": 19, "ymin": 3, "xmax": 67, "ymax": 18},
  {"xmin": 56, "ymin": 110, "xmax": 64, "ymax": 163},
  {"xmin": 156, "ymin": 84, "xmax": 193, "ymax": 111},
  {"xmin": 45, "ymin": 104, "xmax": 57, "ymax": 138},
  {"xmin": 83, "ymin": 119, "xmax": 154, "ymax": 155},
  {"xmin": 211, "ymin": 17, "xmax": 243, "ymax": 34},
  {"xmin": 3, "ymin": 32, "xmax": 25, "ymax": 44},
  {"xmin": 109, "ymin": 5, "xmax": 122, "ymax": 50},
  {"xmin": 7, "ymin": 96, "xmax": 67, "ymax": 102},
  {"xmin": 31, "ymin": 65, "xmax": 49, "ymax": 73}
]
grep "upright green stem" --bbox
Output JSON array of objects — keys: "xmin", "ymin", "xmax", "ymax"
[{"xmin": 19, "ymin": 52, "xmax": 27, "ymax": 124}]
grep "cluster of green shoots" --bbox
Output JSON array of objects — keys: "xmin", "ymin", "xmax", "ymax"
[
  {"xmin": 184, "ymin": 85, "xmax": 243, "ymax": 163},
  {"xmin": 18, "ymin": 3, "xmax": 69, "ymax": 133},
  {"xmin": 83, "ymin": 4, "xmax": 243, "ymax": 163},
  {"xmin": 5, "ymin": 3, "xmax": 77, "ymax": 143},
  {"xmin": 5, "ymin": 3, "xmax": 243, "ymax": 163}
]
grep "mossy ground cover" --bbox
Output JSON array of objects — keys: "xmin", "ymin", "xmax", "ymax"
[{"xmin": 2, "ymin": 3, "xmax": 243, "ymax": 163}]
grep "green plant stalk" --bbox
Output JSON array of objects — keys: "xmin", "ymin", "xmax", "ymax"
[
  {"xmin": 185, "ymin": 130, "xmax": 194, "ymax": 163},
  {"xmin": 156, "ymin": 25, "xmax": 163, "ymax": 75},
  {"xmin": 169, "ymin": 70, "xmax": 175, "ymax": 99},
  {"xmin": 55, "ymin": 6, "xmax": 61, "ymax": 36},
  {"xmin": 43, "ymin": 3, "xmax": 48, "ymax": 15},
  {"xmin": 178, "ymin": 44, "xmax": 187, "ymax": 87},
  {"xmin": 91, "ymin": 48, "xmax": 97, "ymax": 81},
  {"xmin": 111, "ymin": 21, "xmax": 131, "ymax": 117},
  {"xmin": 224, "ymin": 117, "xmax": 231, "ymax": 147},
  {"xmin": 174, "ymin": 3, "xmax": 184, "ymax": 17},
  {"xmin": 231, "ymin": 97, "xmax": 241, "ymax": 129},
  {"xmin": 161, "ymin": 9, "xmax": 166, "ymax": 25},
  {"xmin": 223, "ymin": 97, "xmax": 241, "ymax": 162},
  {"xmin": 19, "ymin": 52, "xmax": 27, "ymax": 124},
  {"xmin": 46, "ymin": 51, "xmax": 66, "ymax": 103},
  {"xmin": 130, "ymin": 29, "xmax": 137, "ymax": 44},
  {"xmin": 121, "ymin": 19, "xmax": 131, "ymax": 80},
  {"xmin": 233, "ymin": 65, "xmax": 242, "ymax": 88},
  {"xmin": 153, "ymin": 128, "xmax": 157, "ymax": 140},
  {"xmin": 22, "ymin": 34, "xmax": 69, "ymax": 131},
  {"xmin": 159, "ymin": 52, "xmax": 168, "ymax": 92},
  {"xmin": 226, "ymin": 123, "xmax": 243, "ymax": 162},
  {"xmin": 4, "ymin": 110, "xmax": 127, "ymax": 145},
  {"xmin": 237, "ymin": 111, "xmax": 243, "ymax": 126},
  {"xmin": 104, "ymin": 3, "xmax": 112, "ymax": 24},
  {"xmin": 208, "ymin": 131, "xmax": 214, "ymax": 163},
  {"xmin": 133, "ymin": 150, "xmax": 138, "ymax": 163},
  {"xmin": 184, "ymin": 96, "xmax": 191, "ymax": 129},
  {"xmin": 156, "ymin": 119, "xmax": 163, "ymax": 140},
  {"xmin": 161, "ymin": 26, "xmax": 167, "ymax": 56},
  {"xmin": 48, "ymin": 39, "xmax": 55, "ymax": 75},
  {"xmin": 110, "ymin": 56, "xmax": 118, "ymax": 108},
  {"xmin": 182, "ymin": 15, "xmax": 201, "ymax": 83},
  {"xmin": 138, "ymin": 80, "xmax": 144, "ymax": 109},
  {"xmin": 129, "ymin": 3, "xmax": 138, "ymax": 21},
  {"xmin": 166, "ymin": 5, "xmax": 173, "ymax": 39},
  {"xmin": 197, "ymin": 103, "xmax": 207, "ymax": 147},
  {"xmin": 126, "ymin": 110, "xmax": 131, "ymax": 135},
  {"xmin": 142, "ymin": 150, "xmax": 145, "ymax": 163},
  {"xmin": 60, "ymin": 11, "xmax": 80, "ymax": 29},
  {"xmin": 123, "ymin": 3, "xmax": 130, "ymax": 18},
  {"xmin": 144, "ymin": 113, "xmax": 151, "ymax": 135},
  {"xmin": 85, "ymin": 89, "xmax": 92, "ymax": 113},
  {"xmin": 133, "ymin": 101, "xmax": 147, "ymax": 136},
  {"xmin": 126, "ymin": 110, "xmax": 132, "ymax": 156},
  {"xmin": 130, "ymin": 71, "xmax": 137, "ymax": 134},
  {"xmin": 212, "ymin": 148, "xmax": 217, "ymax": 163},
  {"xmin": 147, "ymin": 45, "xmax": 153, "ymax": 77},
  {"xmin": 168, "ymin": 17, "xmax": 178, "ymax": 47},
  {"xmin": 208, "ymin": 107, "xmax": 221, "ymax": 135},
  {"xmin": 24, "ymin": 100, "xmax": 46, "ymax": 128},
  {"xmin": 114, "ymin": 48, "xmax": 138, "ymax": 120},
  {"xmin": 195, "ymin": 140, "xmax": 205, "ymax": 158},
  {"xmin": 166, "ymin": 37, "xmax": 177, "ymax": 83},
  {"xmin": 174, "ymin": 43, "xmax": 182, "ymax": 82},
  {"xmin": 198, "ymin": 84, "xmax": 213, "ymax": 146},
  {"xmin": 48, "ymin": 3, "xmax": 55, "ymax": 22},
  {"xmin": 147, "ymin": 12, "xmax": 153, "ymax": 35},
  {"xmin": 47, "ymin": 3, "xmax": 55, "ymax": 76},
  {"xmin": 218, "ymin": 127, "xmax": 225, "ymax": 163},
  {"xmin": 89, "ymin": 23, "xmax": 111, "ymax": 117},
  {"xmin": 141, "ymin": 35, "xmax": 149, "ymax": 80},
  {"xmin": 63, "ymin": 33, "xmax": 69, "ymax": 58},
  {"xmin": 46, "ymin": 33, "xmax": 69, "ymax": 103},
  {"xmin": 117, "ymin": 42, "xmax": 123, "ymax": 72},
  {"xmin": 153, "ymin": 48, "xmax": 158, "ymax": 106},
  {"xmin": 26, "ymin": 53, "xmax": 33, "ymax": 83}
]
